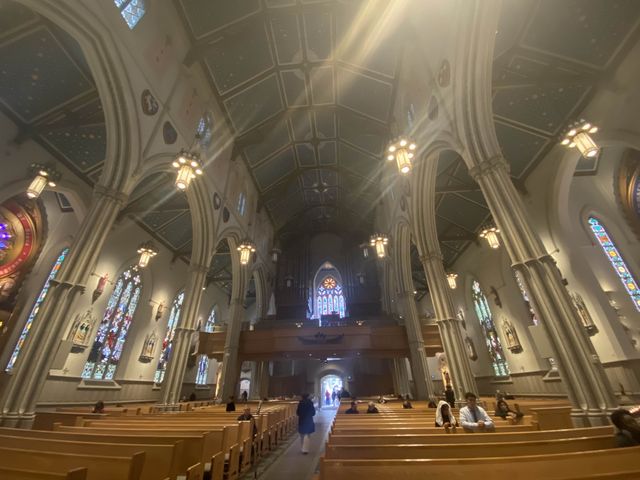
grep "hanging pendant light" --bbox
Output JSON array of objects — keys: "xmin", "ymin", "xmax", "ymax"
[
  {"xmin": 137, "ymin": 241, "xmax": 159, "ymax": 268},
  {"xmin": 172, "ymin": 150, "xmax": 203, "ymax": 190},
  {"xmin": 447, "ymin": 273, "xmax": 458, "ymax": 289},
  {"xmin": 386, "ymin": 138, "xmax": 417, "ymax": 174},
  {"xmin": 561, "ymin": 119, "xmax": 600, "ymax": 158},
  {"xmin": 26, "ymin": 164, "xmax": 60, "ymax": 199},
  {"xmin": 479, "ymin": 224, "xmax": 501, "ymax": 249},
  {"xmin": 370, "ymin": 233, "xmax": 389, "ymax": 258},
  {"xmin": 237, "ymin": 240, "xmax": 256, "ymax": 266}
]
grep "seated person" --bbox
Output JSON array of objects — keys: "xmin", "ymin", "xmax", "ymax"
[
  {"xmin": 427, "ymin": 397, "xmax": 438, "ymax": 408},
  {"xmin": 237, "ymin": 407, "xmax": 258, "ymax": 436},
  {"xmin": 495, "ymin": 399, "xmax": 524, "ymax": 422},
  {"xmin": 366, "ymin": 401, "xmax": 379, "ymax": 414},
  {"xmin": 435, "ymin": 400, "xmax": 458, "ymax": 432},
  {"xmin": 345, "ymin": 401, "xmax": 359, "ymax": 414},
  {"xmin": 403, "ymin": 394, "xmax": 413, "ymax": 409},
  {"xmin": 459, "ymin": 392, "xmax": 495, "ymax": 432},
  {"xmin": 377, "ymin": 395, "xmax": 386, "ymax": 404},
  {"xmin": 226, "ymin": 395, "xmax": 236, "ymax": 412},
  {"xmin": 611, "ymin": 408, "xmax": 640, "ymax": 447},
  {"xmin": 92, "ymin": 400, "xmax": 105, "ymax": 414}
]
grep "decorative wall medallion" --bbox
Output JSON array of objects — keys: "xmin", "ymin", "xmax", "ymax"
[
  {"xmin": 222, "ymin": 207, "xmax": 230, "ymax": 223},
  {"xmin": 437, "ymin": 60, "xmax": 451, "ymax": 87},
  {"xmin": 213, "ymin": 193, "xmax": 221, "ymax": 210},
  {"xmin": 141, "ymin": 89, "xmax": 159, "ymax": 116},
  {"xmin": 427, "ymin": 95, "xmax": 439, "ymax": 121},
  {"xmin": 163, "ymin": 121, "xmax": 177, "ymax": 144}
]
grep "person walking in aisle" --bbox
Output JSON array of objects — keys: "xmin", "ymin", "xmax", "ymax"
[{"xmin": 296, "ymin": 393, "xmax": 316, "ymax": 454}]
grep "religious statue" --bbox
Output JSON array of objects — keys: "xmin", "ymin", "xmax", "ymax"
[
  {"xmin": 155, "ymin": 301, "xmax": 165, "ymax": 321},
  {"xmin": 571, "ymin": 292, "xmax": 598, "ymax": 335},
  {"xmin": 139, "ymin": 332, "xmax": 158, "ymax": 362},
  {"xmin": 436, "ymin": 352, "xmax": 452, "ymax": 387},
  {"xmin": 464, "ymin": 336, "xmax": 478, "ymax": 360},
  {"xmin": 68, "ymin": 309, "xmax": 96, "ymax": 351},
  {"xmin": 92, "ymin": 274, "xmax": 108, "ymax": 303},
  {"xmin": 502, "ymin": 318, "xmax": 522, "ymax": 353},
  {"xmin": 456, "ymin": 308, "xmax": 467, "ymax": 330}
]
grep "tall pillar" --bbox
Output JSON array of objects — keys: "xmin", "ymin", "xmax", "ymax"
[
  {"xmin": 398, "ymin": 291, "xmax": 434, "ymax": 400},
  {"xmin": 470, "ymin": 156, "xmax": 617, "ymax": 425},
  {"xmin": 0, "ymin": 186, "xmax": 127, "ymax": 427},
  {"xmin": 393, "ymin": 357, "xmax": 411, "ymax": 397},
  {"xmin": 421, "ymin": 253, "xmax": 477, "ymax": 400},
  {"xmin": 159, "ymin": 263, "xmax": 208, "ymax": 406},
  {"xmin": 218, "ymin": 297, "xmax": 246, "ymax": 401},
  {"xmin": 254, "ymin": 360, "xmax": 270, "ymax": 399}
]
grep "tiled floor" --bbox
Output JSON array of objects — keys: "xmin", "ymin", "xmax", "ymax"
[{"xmin": 243, "ymin": 405, "xmax": 336, "ymax": 480}]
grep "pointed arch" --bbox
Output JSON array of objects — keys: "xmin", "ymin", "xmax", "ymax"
[{"xmin": 82, "ymin": 265, "xmax": 142, "ymax": 380}]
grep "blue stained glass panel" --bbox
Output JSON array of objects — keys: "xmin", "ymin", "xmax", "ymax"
[
  {"xmin": 315, "ymin": 276, "xmax": 346, "ymax": 318},
  {"xmin": 204, "ymin": 305, "xmax": 216, "ymax": 333},
  {"xmin": 472, "ymin": 280, "xmax": 509, "ymax": 377},
  {"xmin": 114, "ymin": 0, "xmax": 145, "ymax": 29},
  {"xmin": 6, "ymin": 248, "xmax": 69, "ymax": 371},
  {"xmin": 155, "ymin": 291, "xmax": 184, "ymax": 383},
  {"xmin": 196, "ymin": 355, "xmax": 209, "ymax": 385},
  {"xmin": 588, "ymin": 217, "xmax": 640, "ymax": 312}
]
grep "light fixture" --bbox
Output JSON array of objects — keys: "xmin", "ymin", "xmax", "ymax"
[
  {"xmin": 295, "ymin": 322, "xmax": 303, "ymax": 328},
  {"xmin": 362, "ymin": 244, "xmax": 369, "ymax": 258},
  {"xmin": 479, "ymin": 224, "xmax": 501, "ymax": 249},
  {"xmin": 355, "ymin": 319, "xmax": 365, "ymax": 326},
  {"xmin": 447, "ymin": 273, "xmax": 458, "ymax": 289},
  {"xmin": 172, "ymin": 150, "xmax": 203, "ymax": 190},
  {"xmin": 270, "ymin": 247, "xmax": 281, "ymax": 263},
  {"xmin": 285, "ymin": 275, "xmax": 294, "ymax": 288},
  {"xmin": 356, "ymin": 273, "xmax": 365, "ymax": 285},
  {"xmin": 561, "ymin": 119, "xmax": 599, "ymax": 158},
  {"xmin": 370, "ymin": 233, "xmax": 389, "ymax": 258},
  {"xmin": 237, "ymin": 240, "xmax": 256, "ymax": 266},
  {"xmin": 137, "ymin": 241, "xmax": 158, "ymax": 268},
  {"xmin": 26, "ymin": 164, "xmax": 60, "ymax": 199},
  {"xmin": 386, "ymin": 137, "xmax": 417, "ymax": 174}
]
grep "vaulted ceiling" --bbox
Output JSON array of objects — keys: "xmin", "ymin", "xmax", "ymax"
[{"xmin": 177, "ymin": 0, "xmax": 402, "ymax": 237}]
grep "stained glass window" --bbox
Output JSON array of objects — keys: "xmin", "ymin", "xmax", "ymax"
[
  {"xmin": 588, "ymin": 217, "xmax": 640, "ymax": 312},
  {"xmin": 6, "ymin": 248, "xmax": 69, "ymax": 372},
  {"xmin": 154, "ymin": 291, "xmax": 184, "ymax": 383},
  {"xmin": 195, "ymin": 355, "xmax": 209, "ymax": 385},
  {"xmin": 204, "ymin": 305, "xmax": 216, "ymax": 333},
  {"xmin": 316, "ymin": 276, "xmax": 346, "ymax": 318},
  {"xmin": 197, "ymin": 113, "xmax": 213, "ymax": 149},
  {"xmin": 237, "ymin": 192, "xmax": 246, "ymax": 216},
  {"xmin": 114, "ymin": 0, "xmax": 145, "ymax": 29},
  {"xmin": 471, "ymin": 280, "xmax": 509, "ymax": 377},
  {"xmin": 514, "ymin": 271, "xmax": 539, "ymax": 326},
  {"xmin": 82, "ymin": 266, "xmax": 142, "ymax": 380}
]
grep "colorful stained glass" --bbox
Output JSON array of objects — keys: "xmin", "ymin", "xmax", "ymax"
[
  {"xmin": 588, "ymin": 217, "xmax": 640, "ymax": 312},
  {"xmin": 195, "ymin": 355, "xmax": 209, "ymax": 385},
  {"xmin": 154, "ymin": 291, "xmax": 184, "ymax": 383},
  {"xmin": 6, "ymin": 248, "xmax": 69, "ymax": 372},
  {"xmin": 514, "ymin": 271, "xmax": 539, "ymax": 326},
  {"xmin": 82, "ymin": 266, "xmax": 142, "ymax": 379},
  {"xmin": 316, "ymin": 277, "xmax": 346, "ymax": 318},
  {"xmin": 114, "ymin": 0, "xmax": 145, "ymax": 29},
  {"xmin": 197, "ymin": 113, "xmax": 213, "ymax": 148},
  {"xmin": 472, "ymin": 280, "xmax": 509, "ymax": 377},
  {"xmin": 204, "ymin": 305, "xmax": 216, "ymax": 333}
]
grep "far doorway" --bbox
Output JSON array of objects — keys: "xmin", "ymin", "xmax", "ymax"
[{"xmin": 321, "ymin": 374, "xmax": 343, "ymax": 407}]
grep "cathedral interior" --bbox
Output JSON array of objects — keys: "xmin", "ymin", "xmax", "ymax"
[{"xmin": 0, "ymin": 0, "xmax": 640, "ymax": 478}]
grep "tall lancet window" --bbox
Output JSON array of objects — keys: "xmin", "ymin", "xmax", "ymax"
[
  {"xmin": 82, "ymin": 266, "xmax": 142, "ymax": 380},
  {"xmin": 154, "ymin": 291, "xmax": 184, "ymax": 383},
  {"xmin": 514, "ymin": 271, "xmax": 539, "ymax": 326},
  {"xmin": 196, "ymin": 356, "xmax": 209, "ymax": 385},
  {"xmin": 471, "ymin": 280, "xmax": 509, "ymax": 377},
  {"xmin": 204, "ymin": 305, "xmax": 216, "ymax": 332},
  {"xmin": 316, "ymin": 276, "xmax": 346, "ymax": 318},
  {"xmin": 6, "ymin": 248, "xmax": 69, "ymax": 372},
  {"xmin": 588, "ymin": 217, "xmax": 640, "ymax": 312}
]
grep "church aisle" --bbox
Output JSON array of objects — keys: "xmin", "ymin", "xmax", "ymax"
[{"xmin": 245, "ymin": 405, "xmax": 337, "ymax": 480}]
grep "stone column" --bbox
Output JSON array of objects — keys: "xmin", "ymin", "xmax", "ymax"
[
  {"xmin": 253, "ymin": 360, "xmax": 269, "ymax": 399},
  {"xmin": 0, "ymin": 186, "xmax": 127, "ymax": 428},
  {"xmin": 398, "ymin": 291, "xmax": 434, "ymax": 400},
  {"xmin": 421, "ymin": 253, "xmax": 477, "ymax": 400},
  {"xmin": 393, "ymin": 357, "xmax": 411, "ymax": 397},
  {"xmin": 469, "ymin": 156, "xmax": 617, "ymax": 425},
  {"xmin": 159, "ymin": 263, "xmax": 208, "ymax": 406},
  {"xmin": 218, "ymin": 297, "xmax": 246, "ymax": 401}
]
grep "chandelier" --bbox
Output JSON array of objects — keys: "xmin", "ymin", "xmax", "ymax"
[
  {"xmin": 370, "ymin": 234, "xmax": 389, "ymax": 258},
  {"xmin": 447, "ymin": 273, "xmax": 458, "ymax": 289},
  {"xmin": 479, "ymin": 224, "xmax": 501, "ymax": 249},
  {"xmin": 561, "ymin": 120, "xmax": 599, "ymax": 158},
  {"xmin": 386, "ymin": 138, "xmax": 417, "ymax": 174},
  {"xmin": 172, "ymin": 150, "xmax": 203, "ymax": 190},
  {"xmin": 237, "ymin": 240, "xmax": 256, "ymax": 266},
  {"xmin": 137, "ymin": 241, "xmax": 159, "ymax": 268},
  {"xmin": 26, "ymin": 164, "xmax": 60, "ymax": 199}
]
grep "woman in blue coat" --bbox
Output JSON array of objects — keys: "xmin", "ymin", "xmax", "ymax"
[{"xmin": 296, "ymin": 393, "xmax": 316, "ymax": 454}]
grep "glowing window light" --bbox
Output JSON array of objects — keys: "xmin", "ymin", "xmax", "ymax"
[
  {"xmin": 195, "ymin": 355, "xmax": 209, "ymax": 385},
  {"xmin": 154, "ymin": 291, "xmax": 185, "ymax": 383}
]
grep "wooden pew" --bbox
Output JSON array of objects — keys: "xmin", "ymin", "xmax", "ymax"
[
  {"xmin": 0, "ymin": 446, "xmax": 145, "ymax": 480},
  {"xmin": 324, "ymin": 435, "xmax": 616, "ymax": 459},
  {"xmin": 0, "ymin": 433, "xmax": 180, "ymax": 480},
  {"xmin": 331, "ymin": 425, "xmax": 535, "ymax": 435},
  {"xmin": 319, "ymin": 446, "xmax": 640, "ymax": 480},
  {"xmin": 328, "ymin": 426, "xmax": 614, "ymax": 445},
  {"xmin": 0, "ymin": 467, "xmax": 87, "ymax": 480}
]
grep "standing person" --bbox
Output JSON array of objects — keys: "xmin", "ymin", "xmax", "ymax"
[
  {"xmin": 445, "ymin": 384, "xmax": 456, "ymax": 408},
  {"xmin": 331, "ymin": 389, "xmax": 337, "ymax": 406},
  {"xmin": 226, "ymin": 395, "xmax": 236, "ymax": 412},
  {"xmin": 325, "ymin": 390, "xmax": 331, "ymax": 406},
  {"xmin": 459, "ymin": 392, "xmax": 495, "ymax": 432},
  {"xmin": 296, "ymin": 393, "xmax": 316, "ymax": 454},
  {"xmin": 435, "ymin": 400, "xmax": 458, "ymax": 432},
  {"xmin": 241, "ymin": 390, "xmax": 248, "ymax": 403}
]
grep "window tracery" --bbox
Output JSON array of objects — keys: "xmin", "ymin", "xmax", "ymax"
[
  {"xmin": 471, "ymin": 280, "xmax": 509, "ymax": 377},
  {"xmin": 315, "ymin": 276, "xmax": 345, "ymax": 318}
]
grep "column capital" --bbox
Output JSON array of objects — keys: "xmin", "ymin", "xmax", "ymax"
[
  {"xmin": 419, "ymin": 252, "xmax": 443, "ymax": 264},
  {"xmin": 93, "ymin": 184, "xmax": 128, "ymax": 206},
  {"xmin": 188, "ymin": 263, "xmax": 209, "ymax": 275},
  {"xmin": 468, "ymin": 155, "xmax": 509, "ymax": 181}
]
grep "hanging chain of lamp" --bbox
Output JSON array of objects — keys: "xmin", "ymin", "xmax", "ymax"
[{"xmin": 26, "ymin": 164, "xmax": 61, "ymax": 199}]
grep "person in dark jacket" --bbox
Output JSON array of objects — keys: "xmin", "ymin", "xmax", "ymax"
[
  {"xmin": 345, "ymin": 401, "xmax": 359, "ymax": 414},
  {"xmin": 366, "ymin": 402, "xmax": 379, "ymax": 414},
  {"xmin": 403, "ymin": 394, "xmax": 413, "ymax": 409},
  {"xmin": 611, "ymin": 408, "xmax": 640, "ymax": 447},
  {"xmin": 495, "ymin": 399, "xmax": 524, "ymax": 422},
  {"xmin": 296, "ymin": 393, "xmax": 316, "ymax": 454},
  {"xmin": 445, "ymin": 384, "xmax": 456, "ymax": 408},
  {"xmin": 226, "ymin": 396, "xmax": 236, "ymax": 412}
]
